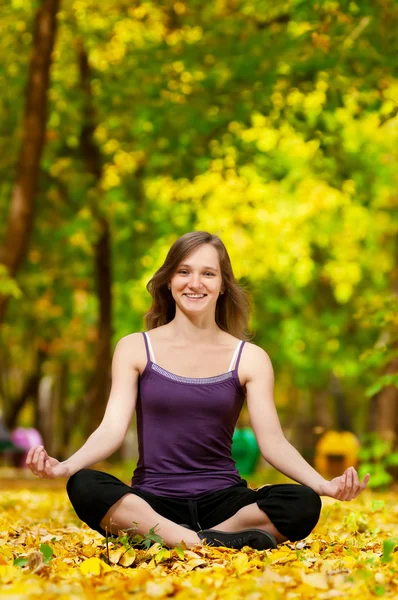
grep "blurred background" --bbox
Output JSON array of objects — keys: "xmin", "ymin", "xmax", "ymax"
[{"xmin": 0, "ymin": 0, "xmax": 397, "ymax": 489}]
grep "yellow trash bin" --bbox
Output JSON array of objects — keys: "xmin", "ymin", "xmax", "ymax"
[{"xmin": 314, "ymin": 431, "xmax": 360, "ymax": 479}]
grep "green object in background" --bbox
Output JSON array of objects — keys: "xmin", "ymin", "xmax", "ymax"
[
  {"xmin": 232, "ymin": 428, "xmax": 261, "ymax": 475},
  {"xmin": 0, "ymin": 440, "xmax": 17, "ymax": 452}
]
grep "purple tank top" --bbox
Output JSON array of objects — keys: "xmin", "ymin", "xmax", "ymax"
[{"xmin": 131, "ymin": 332, "xmax": 246, "ymax": 498}]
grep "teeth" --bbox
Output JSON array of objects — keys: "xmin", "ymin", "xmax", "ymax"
[{"xmin": 185, "ymin": 294, "xmax": 205, "ymax": 298}]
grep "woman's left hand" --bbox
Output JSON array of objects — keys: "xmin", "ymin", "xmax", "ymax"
[{"xmin": 318, "ymin": 466, "xmax": 370, "ymax": 501}]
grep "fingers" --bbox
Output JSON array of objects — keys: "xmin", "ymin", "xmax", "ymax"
[
  {"xmin": 25, "ymin": 446, "xmax": 37, "ymax": 466},
  {"xmin": 333, "ymin": 469, "xmax": 353, "ymax": 502},
  {"xmin": 360, "ymin": 472, "xmax": 371, "ymax": 491},
  {"xmin": 341, "ymin": 468, "xmax": 353, "ymax": 501},
  {"xmin": 340, "ymin": 467, "xmax": 370, "ymax": 501},
  {"xmin": 26, "ymin": 445, "xmax": 50, "ymax": 478},
  {"xmin": 351, "ymin": 467, "xmax": 361, "ymax": 497},
  {"xmin": 335, "ymin": 472, "xmax": 346, "ymax": 501}
]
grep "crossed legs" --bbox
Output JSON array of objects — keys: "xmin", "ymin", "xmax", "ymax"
[
  {"xmin": 100, "ymin": 493, "xmax": 201, "ymax": 547},
  {"xmin": 67, "ymin": 470, "xmax": 321, "ymax": 548},
  {"xmin": 99, "ymin": 493, "xmax": 287, "ymax": 547},
  {"xmin": 209, "ymin": 503, "xmax": 288, "ymax": 543}
]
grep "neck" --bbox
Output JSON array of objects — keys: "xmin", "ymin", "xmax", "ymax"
[{"xmin": 169, "ymin": 311, "xmax": 221, "ymax": 343}]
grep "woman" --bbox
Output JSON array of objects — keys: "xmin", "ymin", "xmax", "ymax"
[{"xmin": 27, "ymin": 231, "xmax": 370, "ymax": 550}]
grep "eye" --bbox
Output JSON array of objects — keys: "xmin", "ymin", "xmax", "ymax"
[
  {"xmin": 204, "ymin": 272, "xmax": 215, "ymax": 276},
  {"xmin": 178, "ymin": 269, "xmax": 188, "ymax": 275}
]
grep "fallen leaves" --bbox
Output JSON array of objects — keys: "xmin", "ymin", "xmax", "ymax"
[
  {"xmin": 119, "ymin": 548, "xmax": 136, "ymax": 567},
  {"xmin": 80, "ymin": 557, "xmax": 112, "ymax": 575},
  {"xmin": 0, "ymin": 564, "xmax": 20, "ymax": 584},
  {"xmin": 1, "ymin": 480, "xmax": 398, "ymax": 599}
]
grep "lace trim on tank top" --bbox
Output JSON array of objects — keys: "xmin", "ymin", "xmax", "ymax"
[
  {"xmin": 143, "ymin": 332, "xmax": 244, "ymax": 385},
  {"xmin": 151, "ymin": 363, "xmax": 234, "ymax": 385}
]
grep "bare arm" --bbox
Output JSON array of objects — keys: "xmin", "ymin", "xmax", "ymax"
[
  {"xmin": 26, "ymin": 333, "xmax": 142, "ymax": 478},
  {"xmin": 243, "ymin": 344, "xmax": 369, "ymax": 499}
]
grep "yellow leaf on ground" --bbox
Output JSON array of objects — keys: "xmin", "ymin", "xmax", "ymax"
[
  {"xmin": 147, "ymin": 542, "xmax": 162, "ymax": 556},
  {"xmin": 145, "ymin": 579, "xmax": 174, "ymax": 597},
  {"xmin": 174, "ymin": 547, "xmax": 185, "ymax": 560},
  {"xmin": 0, "ymin": 547, "xmax": 14, "ymax": 563},
  {"xmin": 183, "ymin": 550, "xmax": 202, "ymax": 559},
  {"xmin": 184, "ymin": 558, "xmax": 207, "ymax": 571},
  {"xmin": 301, "ymin": 571, "xmax": 329, "ymax": 590},
  {"xmin": 233, "ymin": 552, "xmax": 250, "ymax": 576},
  {"xmin": 154, "ymin": 548, "xmax": 171, "ymax": 563},
  {"xmin": 119, "ymin": 548, "xmax": 136, "ymax": 567},
  {"xmin": 270, "ymin": 549, "xmax": 297, "ymax": 564},
  {"xmin": 82, "ymin": 545, "xmax": 98, "ymax": 558},
  {"xmin": 0, "ymin": 565, "xmax": 20, "ymax": 583},
  {"xmin": 311, "ymin": 540, "xmax": 321, "ymax": 553},
  {"xmin": 79, "ymin": 557, "xmax": 112, "ymax": 575},
  {"xmin": 109, "ymin": 547, "xmax": 125, "ymax": 564},
  {"xmin": 260, "ymin": 567, "xmax": 294, "ymax": 584}
]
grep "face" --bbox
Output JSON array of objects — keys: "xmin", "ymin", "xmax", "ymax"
[{"xmin": 170, "ymin": 244, "xmax": 223, "ymax": 315}]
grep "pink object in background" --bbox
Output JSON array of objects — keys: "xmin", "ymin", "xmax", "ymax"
[{"xmin": 11, "ymin": 428, "xmax": 43, "ymax": 467}]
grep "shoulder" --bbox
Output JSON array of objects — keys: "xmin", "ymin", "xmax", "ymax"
[
  {"xmin": 114, "ymin": 332, "xmax": 145, "ymax": 351},
  {"xmin": 240, "ymin": 342, "xmax": 274, "ymax": 385},
  {"xmin": 113, "ymin": 332, "xmax": 147, "ymax": 373}
]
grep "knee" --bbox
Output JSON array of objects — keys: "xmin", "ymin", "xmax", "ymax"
[
  {"xmin": 66, "ymin": 469, "xmax": 92, "ymax": 506},
  {"xmin": 293, "ymin": 486, "xmax": 322, "ymax": 541}
]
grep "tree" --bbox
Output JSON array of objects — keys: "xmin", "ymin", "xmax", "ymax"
[
  {"xmin": 0, "ymin": 0, "xmax": 60, "ymax": 322},
  {"xmin": 0, "ymin": 0, "xmax": 396, "ymax": 454}
]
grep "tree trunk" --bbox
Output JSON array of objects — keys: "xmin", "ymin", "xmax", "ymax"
[
  {"xmin": 5, "ymin": 354, "xmax": 45, "ymax": 430},
  {"xmin": 84, "ymin": 216, "xmax": 112, "ymax": 432},
  {"xmin": 78, "ymin": 44, "xmax": 112, "ymax": 435},
  {"xmin": 374, "ymin": 354, "xmax": 398, "ymax": 443},
  {"xmin": 330, "ymin": 374, "xmax": 353, "ymax": 432},
  {"xmin": 0, "ymin": 346, "xmax": 46, "ymax": 430},
  {"xmin": 0, "ymin": 0, "xmax": 60, "ymax": 323},
  {"xmin": 313, "ymin": 388, "xmax": 334, "ymax": 433},
  {"xmin": 52, "ymin": 360, "xmax": 68, "ymax": 459},
  {"xmin": 371, "ymin": 240, "xmax": 398, "ymax": 442}
]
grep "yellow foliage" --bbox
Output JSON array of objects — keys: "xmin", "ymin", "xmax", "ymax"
[
  {"xmin": 0, "ymin": 564, "xmax": 20, "ymax": 583},
  {"xmin": 1, "ymin": 480, "xmax": 398, "ymax": 598},
  {"xmin": 80, "ymin": 557, "xmax": 112, "ymax": 575},
  {"xmin": 102, "ymin": 165, "xmax": 121, "ymax": 189}
]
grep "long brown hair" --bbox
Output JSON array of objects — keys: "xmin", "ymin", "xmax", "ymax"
[{"xmin": 145, "ymin": 231, "xmax": 251, "ymax": 340}]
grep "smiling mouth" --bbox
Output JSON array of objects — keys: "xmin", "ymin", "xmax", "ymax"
[{"xmin": 184, "ymin": 294, "xmax": 207, "ymax": 299}]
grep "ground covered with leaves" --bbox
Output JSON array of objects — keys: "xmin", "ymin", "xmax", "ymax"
[{"xmin": 1, "ymin": 474, "xmax": 398, "ymax": 599}]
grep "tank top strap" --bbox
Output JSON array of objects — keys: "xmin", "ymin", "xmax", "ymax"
[
  {"xmin": 143, "ymin": 332, "xmax": 156, "ymax": 363},
  {"xmin": 228, "ymin": 340, "xmax": 245, "ymax": 372}
]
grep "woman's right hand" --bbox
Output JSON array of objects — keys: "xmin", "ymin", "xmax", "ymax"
[{"xmin": 26, "ymin": 445, "xmax": 70, "ymax": 479}]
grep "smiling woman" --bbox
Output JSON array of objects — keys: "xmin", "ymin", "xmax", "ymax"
[
  {"xmin": 26, "ymin": 231, "xmax": 369, "ymax": 552},
  {"xmin": 145, "ymin": 231, "xmax": 250, "ymax": 339}
]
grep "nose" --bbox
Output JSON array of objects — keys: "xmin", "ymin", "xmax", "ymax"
[{"xmin": 188, "ymin": 272, "xmax": 202, "ymax": 289}]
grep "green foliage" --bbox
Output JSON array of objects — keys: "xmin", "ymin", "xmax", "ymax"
[
  {"xmin": 357, "ymin": 294, "xmax": 398, "ymax": 400},
  {"xmin": 358, "ymin": 434, "xmax": 398, "ymax": 488},
  {"xmin": 39, "ymin": 543, "xmax": 54, "ymax": 564},
  {"xmin": 371, "ymin": 500, "xmax": 385, "ymax": 512},
  {"xmin": 343, "ymin": 510, "xmax": 369, "ymax": 534},
  {"xmin": 0, "ymin": 265, "xmax": 22, "ymax": 298},
  {"xmin": 380, "ymin": 538, "xmax": 398, "ymax": 564},
  {"xmin": 0, "ymin": 0, "xmax": 397, "ymax": 443},
  {"xmin": 13, "ymin": 556, "xmax": 28, "ymax": 567},
  {"xmin": 109, "ymin": 525, "xmax": 165, "ymax": 551}
]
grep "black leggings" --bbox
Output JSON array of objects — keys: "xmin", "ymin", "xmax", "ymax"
[{"xmin": 67, "ymin": 469, "xmax": 322, "ymax": 542}]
